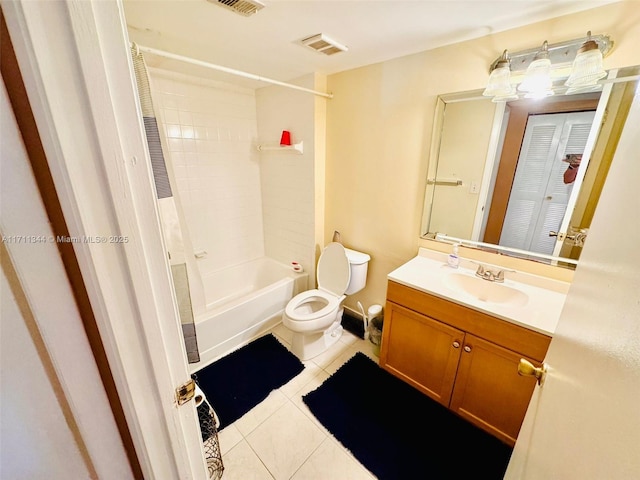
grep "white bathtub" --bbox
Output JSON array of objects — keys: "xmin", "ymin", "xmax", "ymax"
[{"xmin": 190, "ymin": 257, "xmax": 308, "ymax": 372}]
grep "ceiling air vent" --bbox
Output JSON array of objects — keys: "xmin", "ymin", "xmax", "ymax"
[
  {"xmin": 208, "ymin": 0, "xmax": 265, "ymax": 17},
  {"xmin": 300, "ymin": 34, "xmax": 348, "ymax": 56}
]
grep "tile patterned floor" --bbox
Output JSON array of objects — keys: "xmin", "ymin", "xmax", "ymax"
[{"xmin": 216, "ymin": 324, "xmax": 379, "ymax": 480}]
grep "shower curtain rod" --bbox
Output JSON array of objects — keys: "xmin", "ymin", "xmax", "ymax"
[{"xmin": 132, "ymin": 43, "xmax": 333, "ymax": 99}]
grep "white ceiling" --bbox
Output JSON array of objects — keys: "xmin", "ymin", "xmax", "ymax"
[{"xmin": 123, "ymin": 0, "xmax": 618, "ymax": 89}]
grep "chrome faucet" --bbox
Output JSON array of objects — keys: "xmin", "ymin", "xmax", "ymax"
[{"xmin": 475, "ymin": 264, "xmax": 507, "ymax": 283}]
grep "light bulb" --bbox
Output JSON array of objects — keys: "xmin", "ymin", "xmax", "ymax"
[{"xmin": 518, "ymin": 42, "xmax": 553, "ymax": 98}]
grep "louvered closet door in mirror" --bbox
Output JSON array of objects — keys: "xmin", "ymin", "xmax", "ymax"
[{"xmin": 499, "ymin": 111, "xmax": 596, "ymax": 255}]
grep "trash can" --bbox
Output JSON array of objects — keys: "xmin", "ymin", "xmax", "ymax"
[{"xmin": 367, "ymin": 304, "xmax": 383, "ymax": 356}]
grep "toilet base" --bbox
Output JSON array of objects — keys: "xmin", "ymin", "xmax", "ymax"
[{"xmin": 291, "ymin": 320, "xmax": 344, "ymax": 361}]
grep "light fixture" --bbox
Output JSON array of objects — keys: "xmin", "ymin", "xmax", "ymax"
[
  {"xmin": 484, "ymin": 32, "xmax": 613, "ymax": 101},
  {"xmin": 518, "ymin": 41, "xmax": 554, "ymax": 98},
  {"xmin": 565, "ymin": 31, "xmax": 607, "ymax": 93},
  {"xmin": 482, "ymin": 50, "xmax": 518, "ymax": 102}
]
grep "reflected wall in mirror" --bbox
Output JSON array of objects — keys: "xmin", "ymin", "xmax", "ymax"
[{"xmin": 421, "ymin": 65, "xmax": 639, "ymax": 268}]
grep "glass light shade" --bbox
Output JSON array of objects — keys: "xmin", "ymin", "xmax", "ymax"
[
  {"xmin": 565, "ymin": 46, "xmax": 606, "ymax": 88},
  {"xmin": 491, "ymin": 92, "xmax": 519, "ymax": 103},
  {"xmin": 524, "ymin": 89, "xmax": 554, "ymax": 99},
  {"xmin": 518, "ymin": 57, "xmax": 553, "ymax": 97},
  {"xmin": 483, "ymin": 65, "xmax": 516, "ymax": 97},
  {"xmin": 565, "ymin": 84, "xmax": 603, "ymax": 95}
]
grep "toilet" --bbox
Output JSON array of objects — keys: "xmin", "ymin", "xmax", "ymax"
[{"xmin": 282, "ymin": 242, "xmax": 370, "ymax": 360}]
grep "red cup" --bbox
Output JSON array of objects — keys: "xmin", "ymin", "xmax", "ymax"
[{"xmin": 280, "ymin": 130, "xmax": 291, "ymax": 146}]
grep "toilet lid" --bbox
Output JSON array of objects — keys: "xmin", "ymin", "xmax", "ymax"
[{"xmin": 317, "ymin": 242, "xmax": 351, "ymax": 296}]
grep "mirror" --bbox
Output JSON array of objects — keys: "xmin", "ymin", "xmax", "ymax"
[{"xmin": 421, "ymin": 65, "xmax": 639, "ymax": 268}]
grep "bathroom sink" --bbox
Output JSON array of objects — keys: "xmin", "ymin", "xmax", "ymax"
[{"xmin": 444, "ymin": 273, "xmax": 529, "ymax": 307}]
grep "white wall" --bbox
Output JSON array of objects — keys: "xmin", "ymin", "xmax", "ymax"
[
  {"xmin": 148, "ymin": 68, "xmax": 320, "ymax": 290},
  {"xmin": 256, "ymin": 75, "xmax": 318, "ymax": 286},
  {"xmin": 149, "ymin": 69, "xmax": 265, "ymax": 279}
]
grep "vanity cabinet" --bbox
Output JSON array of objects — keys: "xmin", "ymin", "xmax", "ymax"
[{"xmin": 380, "ymin": 280, "xmax": 551, "ymax": 446}]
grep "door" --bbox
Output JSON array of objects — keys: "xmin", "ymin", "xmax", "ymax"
[
  {"xmin": 3, "ymin": 2, "xmax": 208, "ymax": 479},
  {"xmin": 499, "ymin": 111, "xmax": 595, "ymax": 255},
  {"xmin": 449, "ymin": 335, "xmax": 539, "ymax": 446},
  {"xmin": 381, "ymin": 302, "xmax": 463, "ymax": 406},
  {"xmin": 482, "ymin": 98, "xmax": 599, "ymax": 246},
  {"xmin": 504, "ymin": 88, "xmax": 640, "ymax": 479},
  {"xmin": 1, "ymin": 76, "xmax": 133, "ymax": 479}
]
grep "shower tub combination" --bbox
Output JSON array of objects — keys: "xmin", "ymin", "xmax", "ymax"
[{"xmin": 189, "ymin": 257, "xmax": 308, "ymax": 372}]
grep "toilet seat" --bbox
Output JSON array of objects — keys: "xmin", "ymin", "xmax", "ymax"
[
  {"xmin": 284, "ymin": 289, "xmax": 343, "ymax": 322},
  {"xmin": 283, "ymin": 289, "xmax": 346, "ymax": 333},
  {"xmin": 283, "ymin": 243, "xmax": 350, "ymax": 329}
]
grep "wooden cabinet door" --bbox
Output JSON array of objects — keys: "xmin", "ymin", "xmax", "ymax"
[
  {"xmin": 450, "ymin": 334, "xmax": 539, "ymax": 446},
  {"xmin": 380, "ymin": 302, "xmax": 464, "ymax": 406}
]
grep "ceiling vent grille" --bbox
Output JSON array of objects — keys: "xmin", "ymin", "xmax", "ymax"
[
  {"xmin": 300, "ymin": 34, "xmax": 348, "ymax": 56},
  {"xmin": 208, "ymin": 0, "xmax": 265, "ymax": 17}
]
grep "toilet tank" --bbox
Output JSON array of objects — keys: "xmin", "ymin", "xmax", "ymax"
[{"xmin": 343, "ymin": 247, "xmax": 371, "ymax": 295}]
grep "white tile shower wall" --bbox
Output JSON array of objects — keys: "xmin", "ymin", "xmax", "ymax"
[
  {"xmin": 148, "ymin": 69, "xmax": 265, "ymax": 278},
  {"xmin": 256, "ymin": 78, "xmax": 317, "ymax": 286}
]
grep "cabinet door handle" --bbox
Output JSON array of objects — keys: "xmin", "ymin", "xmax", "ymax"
[
  {"xmin": 463, "ymin": 345, "xmax": 472, "ymax": 353},
  {"xmin": 452, "ymin": 341, "xmax": 461, "ymax": 348}
]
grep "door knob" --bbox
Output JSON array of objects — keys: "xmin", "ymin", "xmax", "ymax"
[{"xmin": 518, "ymin": 358, "xmax": 547, "ymax": 386}]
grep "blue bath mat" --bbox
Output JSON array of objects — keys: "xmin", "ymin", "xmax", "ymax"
[
  {"xmin": 193, "ymin": 334, "xmax": 304, "ymax": 430},
  {"xmin": 303, "ymin": 352, "xmax": 513, "ymax": 479}
]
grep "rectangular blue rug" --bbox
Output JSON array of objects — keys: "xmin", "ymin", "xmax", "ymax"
[
  {"xmin": 193, "ymin": 334, "xmax": 304, "ymax": 430},
  {"xmin": 303, "ymin": 352, "xmax": 513, "ymax": 479}
]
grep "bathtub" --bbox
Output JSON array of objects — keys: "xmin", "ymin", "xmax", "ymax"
[{"xmin": 190, "ymin": 257, "xmax": 308, "ymax": 372}]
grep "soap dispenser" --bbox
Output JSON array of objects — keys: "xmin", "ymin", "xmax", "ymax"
[{"xmin": 448, "ymin": 243, "xmax": 460, "ymax": 269}]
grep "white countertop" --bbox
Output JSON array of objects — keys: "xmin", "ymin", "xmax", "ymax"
[{"xmin": 387, "ymin": 248, "xmax": 570, "ymax": 336}]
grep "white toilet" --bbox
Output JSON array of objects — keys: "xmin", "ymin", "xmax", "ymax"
[{"xmin": 282, "ymin": 242, "xmax": 370, "ymax": 360}]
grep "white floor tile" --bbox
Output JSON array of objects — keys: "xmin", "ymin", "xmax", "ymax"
[
  {"xmin": 292, "ymin": 368, "xmax": 330, "ymax": 401},
  {"xmin": 221, "ymin": 439, "xmax": 273, "ymax": 480},
  {"xmin": 356, "ymin": 339, "xmax": 381, "ymax": 362},
  {"xmin": 324, "ymin": 346, "xmax": 359, "ymax": 376},
  {"xmin": 217, "ymin": 423, "xmax": 243, "ymax": 456},
  {"xmin": 310, "ymin": 336, "xmax": 353, "ymax": 369},
  {"xmin": 279, "ymin": 361, "xmax": 323, "ymax": 399},
  {"xmin": 246, "ymin": 401, "xmax": 326, "ymax": 480},
  {"xmin": 339, "ymin": 329, "xmax": 361, "ymax": 346},
  {"xmin": 290, "ymin": 437, "xmax": 375, "ymax": 480},
  {"xmin": 271, "ymin": 322, "xmax": 293, "ymax": 344},
  {"xmin": 289, "ymin": 371, "xmax": 332, "ymax": 434},
  {"xmin": 234, "ymin": 388, "xmax": 288, "ymax": 437}
]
